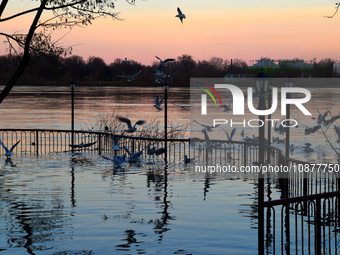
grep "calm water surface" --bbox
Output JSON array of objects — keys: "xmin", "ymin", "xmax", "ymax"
[
  {"xmin": 0, "ymin": 155, "xmax": 265, "ymax": 254},
  {"xmin": 0, "ymin": 86, "xmax": 339, "ymax": 254}
]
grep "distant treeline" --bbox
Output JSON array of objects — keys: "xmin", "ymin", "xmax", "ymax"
[{"xmin": 0, "ymin": 53, "xmax": 336, "ymax": 86}]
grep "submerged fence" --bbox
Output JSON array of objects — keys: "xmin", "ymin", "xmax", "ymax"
[
  {"xmin": 0, "ymin": 128, "xmax": 190, "ymax": 162},
  {"xmin": 1, "ymin": 128, "xmax": 340, "ymax": 254}
]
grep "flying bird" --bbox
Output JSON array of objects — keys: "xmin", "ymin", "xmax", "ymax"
[
  {"xmin": 154, "ymin": 96, "xmax": 164, "ymax": 111},
  {"xmin": 113, "ymin": 154, "xmax": 126, "ymax": 166},
  {"xmin": 203, "ymin": 128, "xmax": 215, "ymax": 150},
  {"xmin": 173, "ymin": 103, "xmax": 190, "ymax": 110},
  {"xmin": 222, "ymin": 128, "xmax": 236, "ymax": 141},
  {"xmin": 221, "ymin": 104, "xmax": 232, "ymax": 112},
  {"xmin": 111, "ymin": 132, "xmax": 125, "ymax": 151},
  {"xmin": 304, "ymin": 125, "xmax": 321, "ymax": 135},
  {"xmin": 317, "ymin": 111, "xmax": 329, "ymax": 125},
  {"xmin": 116, "ymin": 69, "xmax": 142, "ymax": 82},
  {"xmin": 194, "ymin": 119, "xmax": 220, "ymax": 132},
  {"xmin": 155, "ymin": 56, "xmax": 175, "ymax": 67},
  {"xmin": 124, "ymin": 145, "xmax": 143, "ymax": 163},
  {"xmin": 117, "ymin": 116, "xmax": 145, "ymax": 133},
  {"xmin": 0, "ymin": 139, "xmax": 20, "ymax": 158},
  {"xmin": 176, "ymin": 7, "xmax": 186, "ymax": 24}
]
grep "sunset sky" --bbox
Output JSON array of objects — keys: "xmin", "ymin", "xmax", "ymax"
[{"xmin": 2, "ymin": 0, "xmax": 340, "ymax": 65}]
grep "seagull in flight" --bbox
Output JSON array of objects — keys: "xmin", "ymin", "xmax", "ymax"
[
  {"xmin": 111, "ymin": 132, "xmax": 125, "ymax": 151},
  {"xmin": 173, "ymin": 103, "xmax": 190, "ymax": 110},
  {"xmin": 221, "ymin": 103, "xmax": 232, "ymax": 112},
  {"xmin": 153, "ymin": 67, "xmax": 172, "ymax": 83},
  {"xmin": 155, "ymin": 56, "xmax": 175, "ymax": 67},
  {"xmin": 154, "ymin": 96, "xmax": 164, "ymax": 111},
  {"xmin": 0, "ymin": 139, "xmax": 20, "ymax": 158},
  {"xmin": 194, "ymin": 119, "xmax": 220, "ymax": 132},
  {"xmin": 69, "ymin": 141, "xmax": 96, "ymax": 149},
  {"xmin": 124, "ymin": 145, "xmax": 143, "ymax": 163},
  {"xmin": 116, "ymin": 69, "xmax": 142, "ymax": 82},
  {"xmin": 176, "ymin": 7, "xmax": 186, "ymax": 24},
  {"xmin": 113, "ymin": 154, "xmax": 126, "ymax": 166},
  {"xmin": 117, "ymin": 116, "xmax": 145, "ymax": 133},
  {"xmin": 222, "ymin": 128, "xmax": 236, "ymax": 141}
]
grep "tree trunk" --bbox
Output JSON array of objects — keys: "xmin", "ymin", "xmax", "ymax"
[{"xmin": 0, "ymin": 0, "xmax": 48, "ymax": 104}]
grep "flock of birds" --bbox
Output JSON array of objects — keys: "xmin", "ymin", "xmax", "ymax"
[{"xmin": 192, "ymin": 105, "xmax": 340, "ymax": 156}]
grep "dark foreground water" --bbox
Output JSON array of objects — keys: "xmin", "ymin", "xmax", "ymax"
[{"xmin": 0, "ymin": 154, "xmax": 264, "ymax": 254}]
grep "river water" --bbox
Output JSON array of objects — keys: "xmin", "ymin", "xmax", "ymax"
[{"xmin": 0, "ymin": 85, "xmax": 339, "ymax": 254}]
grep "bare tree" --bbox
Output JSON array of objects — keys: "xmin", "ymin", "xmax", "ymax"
[{"xmin": 0, "ymin": 0, "xmax": 136, "ymax": 103}]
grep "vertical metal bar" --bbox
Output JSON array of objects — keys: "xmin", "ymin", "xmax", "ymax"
[
  {"xmin": 164, "ymin": 88, "xmax": 168, "ymax": 164},
  {"xmin": 98, "ymin": 133, "xmax": 102, "ymax": 155},
  {"xmin": 71, "ymin": 86, "xmax": 75, "ymax": 153},
  {"xmin": 316, "ymin": 198, "xmax": 321, "ymax": 255},
  {"xmin": 258, "ymin": 112, "xmax": 265, "ymax": 255},
  {"xmin": 36, "ymin": 130, "xmax": 39, "ymax": 155},
  {"xmin": 285, "ymin": 92, "xmax": 290, "ymax": 158}
]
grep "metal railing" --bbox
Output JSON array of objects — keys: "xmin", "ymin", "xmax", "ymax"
[{"xmin": 0, "ymin": 129, "xmax": 191, "ymax": 163}]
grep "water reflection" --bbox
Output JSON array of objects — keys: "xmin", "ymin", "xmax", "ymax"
[{"xmin": 0, "ymin": 155, "xmax": 262, "ymax": 254}]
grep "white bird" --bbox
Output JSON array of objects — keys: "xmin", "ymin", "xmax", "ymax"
[
  {"xmin": 154, "ymin": 96, "xmax": 164, "ymax": 111},
  {"xmin": 194, "ymin": 119, "xmax": 220, "ymax": 132},
  {"xmin": 117, "ymin": 116, "xmax": 145, "ymax": 133},
  {"xmin": 111, "ymin": 132, "xmax": 125, "ymax": 151},
  {"xmin": 302, "ymin": 143, "xmax": 314, "ymax": 153},
  {"xmin": 69, "ymin": 141, "xmax": 96, "ymax": 149},
  {"xmin": 155, "ymin": 56, "xmax": 175, "ymax": 67},
  {"xmin": 123, "ymin": 145, "xmax": 143, "ymax": 163},
  {"xmin": 222, "ymin": 128, "xmax": 236, "ymax": 141},
  {"xmin": 173, "ymin": 103, "xmax": 190, "ymax": 110},
  {"xmin": 176, "ymin": 7, "xmax": 186, "ymax": 24},
  {"xmin": 116, "ymin": 69, "xmax": 142, "ymax": 82},
  {"xmin": 0, "ymin": 139, "xmax": 20, "ymax": 158}
]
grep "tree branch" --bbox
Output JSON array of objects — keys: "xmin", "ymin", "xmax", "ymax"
[
  {"xmin": 0, "ymin": 0, "xmax": 9, "ymax": 18},
  {"xmin": 0, "ymin": 0, "xmax": 87, "ymax": 22},
  {"xmin": 0, "ymin": 0, "xmax": 49, "ymax": 103}
]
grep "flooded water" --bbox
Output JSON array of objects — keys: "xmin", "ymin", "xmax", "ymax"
[
  {"xmin": 0, "ymin": 86, "xmax": 190, "ymax": 131},
  {"xmin": 0, "ymin": 85, "xmax": 339, "ymax": 254},
  {"xmin": 0, "ymin": 154, "xmax": 265, "ymax": 255}
]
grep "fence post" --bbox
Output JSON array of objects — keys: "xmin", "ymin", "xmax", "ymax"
[
  {"xmin": 243, "ymin": 143, "xmax": 247, "ymax": 166},
  {"xmin": 315, "ymin": 198, "xmax": 321, "ymax": 255},
  {"xmin": 131, "ymin": 139, "xmax": 135, "ymax": 154},
  {"xmin": 36, "ymin": 130, "xmax": 39, "ymax": 156},
  {"xmin": 98, "ymin": 134, "xmax": 102, "ymax": 155}
]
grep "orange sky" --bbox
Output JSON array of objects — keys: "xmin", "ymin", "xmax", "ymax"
[{"xmin": 2, "ymin": 0, "xmax": 340, "ymax": 65}]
